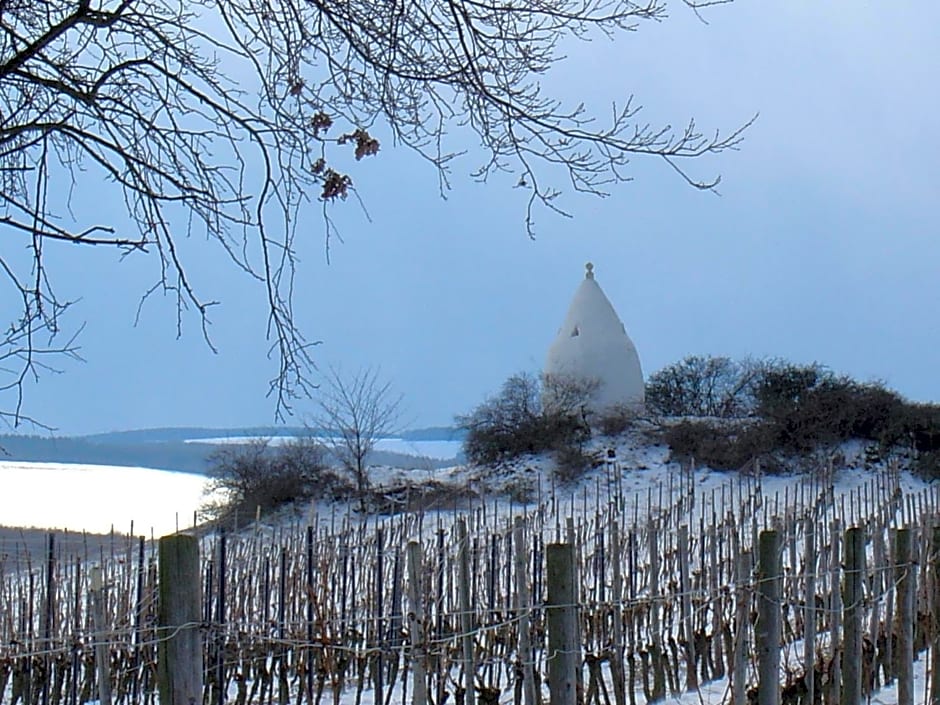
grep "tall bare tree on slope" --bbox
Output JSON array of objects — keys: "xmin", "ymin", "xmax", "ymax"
[
  {"xmin": 0, "ymin": 0, "xmax": 748, "ymax": 424},
  {"xmin": 316, "ymin": 366, "xmax": 403, "ymax": 510}
]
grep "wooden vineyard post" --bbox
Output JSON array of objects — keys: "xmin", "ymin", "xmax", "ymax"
[
  {"xmin": 375, "ymin": 527, "xmax": 385, "ymax": 705},
  {"xmin": 610, "ymin": 521, "xmax": 626, "ymax": 705},
  {"xmin": 406, "ymin": 541, "xmax": 428, "ymax": 705},
  {"xmin": 841, "ymin": 527, "xmax": 864, "ymax": 705},
  {"xmin": 215, "ymin": 532, "xmax": 228, "ymax": 705},
  {"xmin": 732, "ymin": 549, "xmax": 752, "ymax": 705},
  {"xmin": 546, "ymin": 543, "xmax": 579, "ymax": 705},
  {"xmin": 829, "ymin": 519, "xmax": 843, "ymax": 705},
  {"xmin": 756, "ymin": 530, "xmax": 781, "ymax": 705},
  {"xmin": 649, "ymin": 524, "xmax": 666, "ymax": 702},
  {"xmin": 804, "ymin": 517, "xmax": 817, "ymax": 705},
  {"xmin": 678, "ymin": 524, "xmax": 697, "ymax": 692},
  {"xmin": 895, "ymin": 528, "xmax": 915, "ymax": 705},
  {"xmin": 90, "ymin": 566, "xmax": 112, "ymax": 705},
  {"xmin": 158, "ymin": 534, "xmax": 203, "ymax": 705},
  {"xmin": 41, "ymin": 533, "xmax": 55, "ymax": 705},
  {"xmin": 513, "ymin": 517, "xmax": 537, "ymax": 705},
  {"xmin": 456, "ymin": 518, "xmax": 476, "ymax": 705},
  {"xmin": 931, "ymin": 526, "xmax": 940, "ymax": 705}
]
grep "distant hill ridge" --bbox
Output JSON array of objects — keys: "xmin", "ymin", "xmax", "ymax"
[{"xmin": 0, "ymin": 425, "xmax": 465, "ymax": 474}]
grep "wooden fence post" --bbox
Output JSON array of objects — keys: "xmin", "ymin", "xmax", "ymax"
[
  {"xmin": 41, "ymin": 533, "xmax": 55, "ymax": 705},
  {"xmin": 895, "ymin": 528, "xmax": 915, "ymax": 705},
  {"xmin": 547, "ymin": 543, "xmax": 579, "ymax": 705},
  {"xmin": 678, "ymin": 524, "xmax": 697, "ymax": 692},
  {"xmin": 829, "ymin": 519, "xmax": 842, "ymax": 705},
  {"xmin": 406, "ymin": 541, "xmax": 428, "ymax": 705},
  {"xmin": 158, "ymin": 534, "xmax": 203, "ymax": 705},
  {"xmin": 841, "ymin": 527, "xmax": 864, "ymax": 705},
  {"xmin": 804, "ymin": 518, "xmax": 817, "ymax": 705},
  {"xmin": 930, "ymin": 526, "xmax": 940, "ymax": 705},
  {"xmin": 610, "ymin": 521, "xmax": 626, "ymax": 705},
  {"xmin": 649, "ymin": 524, "xmax": 666, "ymax": 702},
  {"xmin": 756, "ymin": 530, "xmax": 781, "ymax": 705},
  {"xmin": 456, "ymin": 518, "xmax": 476, "ymax": 705},
  {"xmin": 732, "ymin": 548, "xmax": 752, "ymax": 705},
  {"xmin": 375, "ymin": 528, "xmax": 385, "ymax": 705},
  {"xmin": 514, "ymin": 517, "xmax": 537, "ymax": 705},
  {"xmin": 90, "ymin": 566, "xmax": 112, "ymax": 705}
]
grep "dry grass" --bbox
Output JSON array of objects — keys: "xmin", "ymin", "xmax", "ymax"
[{"xmin": 0, "ymin": 525, "xmax": 131, "ymax": 573}]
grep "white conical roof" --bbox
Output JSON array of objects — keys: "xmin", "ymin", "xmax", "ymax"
[{"xmin": 544, "ymin": 263, "xmax": 644, "ymax": 413}]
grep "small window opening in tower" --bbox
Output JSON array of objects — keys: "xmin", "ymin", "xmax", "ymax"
[{"xmin": 571, "ymin": 326, "xmax": 580, "ymax": 337}]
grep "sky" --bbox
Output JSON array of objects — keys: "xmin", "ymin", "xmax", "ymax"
[{"xmin": 7, "ymin": 2, "xmax": 940, "ymax": 436}]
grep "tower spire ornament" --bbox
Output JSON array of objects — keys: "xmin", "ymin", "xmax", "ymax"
[{"xmin": 585, "ymin": 262, "xmax": 594, "ymax": 279}]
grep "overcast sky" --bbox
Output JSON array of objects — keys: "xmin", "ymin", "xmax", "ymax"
[{"xmin": 12, "ymin": 2, "xmax": 940, "ymax": 435}]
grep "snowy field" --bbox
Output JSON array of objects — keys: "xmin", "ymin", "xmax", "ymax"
[
  {"xmin": 0, "ymin": 438, "xmax": 461, "ymax": 536},
  {"xmin": 0, "ymin": 461, "xmax": 207, "ymax": 537}
]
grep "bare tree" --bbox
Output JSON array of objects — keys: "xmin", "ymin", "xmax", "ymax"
[
  {"xmin": 315, "ymin": 366, "xmax": 403, "ymax": 509},
  {"xmin": 1, "ymin": 0, "xmax": 749, "ymax": 424}
]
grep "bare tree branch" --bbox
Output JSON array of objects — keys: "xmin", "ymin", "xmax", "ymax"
[{"xmin": 0, "ymin": 0, "xmax": 745, "ymax": 425}]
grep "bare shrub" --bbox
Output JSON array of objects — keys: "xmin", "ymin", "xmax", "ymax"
[
  {"xmin": 554, "ymin": 445, "xmax": 598, "ymax": 485},
  {"xmin": 661, "ymin": 420, "xmax": 781, "ymax": 472},
  {"xmin": 646, "ymin": 356, "xmax": 764, "ymax": 418},
  {"xmin": 755, "ymin": 365, "xmax": 907, "ymax": 451},
  {"xmin": 913, "ymin": 450, "xmax": 940, "ymax": 480},
  {"xmin": 203, "ymin": 439, "xmax": 350, "ymax": 523},
  {"xmin": 542, "ymin": 373, "xmax": 600, "ymax": 423},
  {"xmin": 597, "ymin": 404, "xmax": 639, "ymax": 437},
  {"xmin": 458, "ymin": 372, "xmax": 590, "ymax": 466}
]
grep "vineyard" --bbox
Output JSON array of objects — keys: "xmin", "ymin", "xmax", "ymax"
[{"xmin": 1, "ymin": 461, "xmax": 939, "ymax": 705}]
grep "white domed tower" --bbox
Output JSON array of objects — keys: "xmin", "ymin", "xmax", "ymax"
[{"xmin": 544, "ymin": 262, "xmax": 645, "ymax": 414}]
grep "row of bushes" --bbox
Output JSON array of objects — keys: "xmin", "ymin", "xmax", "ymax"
[
  {"xmin": 462, "ymin": 359, "xmax": 940, "ymax": 480},
  {"xmin": 655, "ymin": 357, "xmax": 940, "ymax": 475}
]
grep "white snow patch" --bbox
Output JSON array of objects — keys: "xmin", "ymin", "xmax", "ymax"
[{"xmin": 0, "ymin": 461, "xmax": 207, "ymax": 536}]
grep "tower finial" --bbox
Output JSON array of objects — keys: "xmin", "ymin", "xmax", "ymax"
[{"xmin": 585, "ymin": 262, "xmax": 594, "ymax": 280}]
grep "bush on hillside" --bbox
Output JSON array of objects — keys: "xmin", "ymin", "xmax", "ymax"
[
  {"xmin": 458, "ymin": 372, "xmax": 591, "ymax": 467},
  {"xmin": 203, "ymin": 439, "xmax": 351, "ymax": 523},
  {"xmin": 646, "ymin": 355, "xmax": 764, "ymax": 418},
  {"xmin": 755, "ymin": 364, "xmax": 907, "ymax": 450},
  {"xmin": 661, "ymin": 419, "xmax": 781, "ymax": 473},
  {"xmin": 914, "ymin": 450, "xmax": 940, "ymax": 480},
  {"xmin": 554, "ymin": 444, "xmax": 598, "ymax": 484},
  {"xmin": 658, "ymin": 357, "xmax": 940, "ymax": 472},
  {"xmin": 596, "ymin": 404, "xmax": 639, "ymax": 437},
  {"xmin": 895, "ymin": 403, "xmax": 940, "ymax": 453}
]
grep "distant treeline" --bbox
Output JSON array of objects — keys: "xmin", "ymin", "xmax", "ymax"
[
  {"xmin": 83, "ymin": 424, "xmax": 465, "ymax": 444},
  {"xmin": 0, "ymin": 435, "xmax": 212, "ymax": 474}
]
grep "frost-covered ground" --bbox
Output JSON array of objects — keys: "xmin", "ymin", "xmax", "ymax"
[
  {"xmin": 3, "ymin": 425, "xmax": 931, "ymax": 538},
  {"xmin": 3, "ymin": 426, "xmax": 937, "ymax": 705},
  {"xmin": 0, "ymin": 461, "xmax": 206, "ymax": 536}
]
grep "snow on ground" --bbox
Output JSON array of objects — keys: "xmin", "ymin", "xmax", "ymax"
[
  {"xmin": 0, "ymin": 461, "xmax": 207, "ymax": 537},
  {"xmin": 3, "ymin": 423, "xmax": 933, "ymax": 544},
  {"xmin": 3, "ymin": 426, "xmax": 938, "ymax": 705}
]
